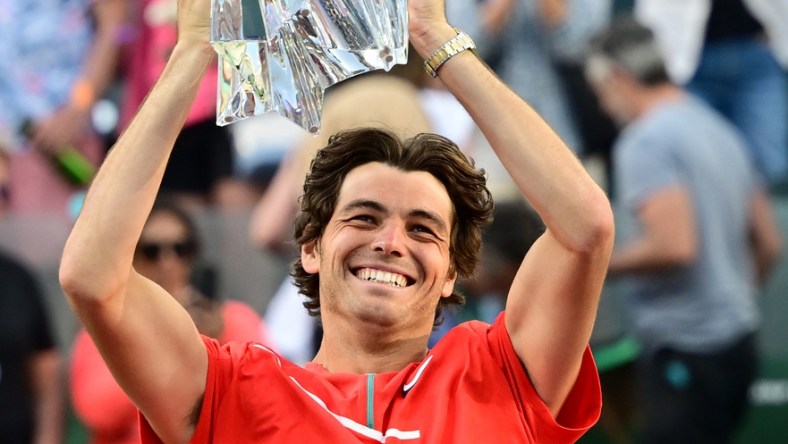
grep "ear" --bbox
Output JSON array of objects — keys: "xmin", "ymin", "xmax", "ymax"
[
  {"xmin": 301, "ymin": 239, "xmax": 320, "ymax": 274},
  {"xmin": 440, "ymin": 268, "xmax": 458, "ymax": 298}
]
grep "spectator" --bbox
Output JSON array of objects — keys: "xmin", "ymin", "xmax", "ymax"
[
  {"xmin": 0, "ymin": 149, "xmax": 64, "ymax": 443},
  {"xmin": 635, "ymin": 0, "xmax": 788, "ymax": 184},
  {"xmin": 0, "ymin": 0, "xmax": 126, "ymax": 218},
  {"xmin": 70, "ymin": 199, "xmax": 269, "ymax": 444},
  {"xmin": 447, "ymin": 0, "xmax": 612, "ymax": 155},
  {"xmin": 120, "ymin": 0, "xmax": 236, "ymax": 209},
  {"xmin": 586, "ymin": 16, "xmax": 783, "ymax": 442}
]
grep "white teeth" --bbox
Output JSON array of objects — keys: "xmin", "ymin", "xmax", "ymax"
[{"xmin": 356, "ymin": 268, "xmax": 408, "ymax": 287}]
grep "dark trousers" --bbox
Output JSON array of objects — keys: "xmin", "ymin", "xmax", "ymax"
[{"xmin": 639, "ymin": 333, "xmax": 758, "ymax": 444}]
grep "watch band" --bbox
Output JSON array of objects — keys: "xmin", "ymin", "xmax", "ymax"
[{"xmin": 423, "ymin": 29, "xmax": 477, "ymax": 78}]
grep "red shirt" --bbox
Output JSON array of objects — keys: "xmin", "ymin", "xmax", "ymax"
[
  {"xmin": 142, "ymin": 313, "xmax": 601, "ymax": 443},
  {"xmin": 72, "ymin": 300, "xmax": 267, "ymax": 444}
]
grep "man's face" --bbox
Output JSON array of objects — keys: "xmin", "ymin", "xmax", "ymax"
[
  {"xmin": 301, "ymin": 162, "xmax": 457, "ymax": 335},
  {"xmin": 591, "ymin": 76, "xmax": 633, "ymax": 126},
  {"xmin": 586, "ymin": 56, "xmax": 633, "ymax": 126}
]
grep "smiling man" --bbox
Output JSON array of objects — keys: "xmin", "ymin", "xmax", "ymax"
[{"xmin": 58, "ymin": 0, "xmax": 615, "ymax": 442}]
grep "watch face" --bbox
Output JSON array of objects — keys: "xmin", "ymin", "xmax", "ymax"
[{"xmin": 424, "ymin": 31, "xmax": 476, "ymax": 78}]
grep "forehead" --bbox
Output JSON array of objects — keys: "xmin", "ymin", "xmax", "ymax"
[
  {"xmin": 142, "ymin": 211, "xmax": 190, "ymax": 240},
  {"xmin": 336, "ymin": 162, "xmax": 454, "ymax": 221}
]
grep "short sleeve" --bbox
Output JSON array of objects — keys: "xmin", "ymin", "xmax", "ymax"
[
  {"xmin": 486, "ymin": 313, "xmax": 602, "ymax": 442},
  {"xmin": 140, "ymin": 336, "xmax": 256, "ymax": 443},
  {"xmin": 615, "ymin": 128, "xmax": 683, "ymax": 210}
]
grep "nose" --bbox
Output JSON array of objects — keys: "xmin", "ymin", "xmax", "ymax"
[
  {"xmin": 371, "ymin": 222, "xmax": 406, "ymax": 257},
  {"xmin": 157, "ymin": 248, "xmax": 182, "ymax": 264}
]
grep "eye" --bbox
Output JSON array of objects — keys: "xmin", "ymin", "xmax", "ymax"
[
  {"xmin": 350, "ymin": 214, "xmax": 375, "ymax": 224},
  {"xmin": 411, "ymin": 224, "xmax": 435, "ymax": 236}
]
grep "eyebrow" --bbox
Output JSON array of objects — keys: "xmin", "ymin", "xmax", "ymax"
[
  {"xmin": 340, "ymin": 199, "xmax": 386, "ymax": 215},
  {"xmin": 339, "ymin": 199, "xmax": 449, "ymax": 235},
  {"xmin": 409, "ymin": 208, "xmax": 449, "ymax": 236}
]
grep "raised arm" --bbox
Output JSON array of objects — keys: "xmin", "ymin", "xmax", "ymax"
[
  {"xmin": 409, "ymin": 1, "xmax": 614, "ymax": 417},
  {"xmin": 31, "ymin": 0, "xmax": 126, "ymax": 156},
  {"xmin": 58, "ymin": 1, "xmax": 215, "ymax": 442}
]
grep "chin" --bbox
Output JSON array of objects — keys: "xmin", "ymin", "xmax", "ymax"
[{"xmin": 354, "ymin": 304, "xmax": 400, "ymax": 328}]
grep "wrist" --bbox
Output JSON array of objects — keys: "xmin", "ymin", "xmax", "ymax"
[
  {"xmin": 69, "ymin": 79, "xmax": 96, "ymax": 113},
  {"xmin": 171, "ymin": 40, "xmax": 216, "ymax": 68},
  {"xmin": 423, "ymin": 29, "xmax": 477, "ymax": 78},
  {"xmin": 410, "ymin": 23, "xmax": 458, "ymax": 59}
]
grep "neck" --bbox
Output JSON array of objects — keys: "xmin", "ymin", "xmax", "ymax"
[
  {"xmin": 312, "ymin": 322, "xmax": 431, "ymax": 374},
  {"xmin": 634, "ymin": 83, "xmax": 684, "ymax": 119}
]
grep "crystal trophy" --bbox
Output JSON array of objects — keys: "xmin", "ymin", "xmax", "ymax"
[{"xmin": 210, "ymin": 0, "xmax": 408, "ymax": 133}]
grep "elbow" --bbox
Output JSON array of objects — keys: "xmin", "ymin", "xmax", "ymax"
[
  {"xmin": 59, "ymin": 248, "xmax": 121, "ymax": 306},
  {"xmin": 576, "ymin": 199, "xmax": 616, "ymax": 255},
  {"xmin": 59, "ymin": 249, "xmax": 80, "ymax": 297},
  {"xmin": 59, "ymin": 253, "xmax": 91, "ymax": 303}
]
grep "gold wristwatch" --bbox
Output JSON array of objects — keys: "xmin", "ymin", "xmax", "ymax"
[{"xmin": 423, "ymin": 29, "xmax": 477, "ymax": 78}]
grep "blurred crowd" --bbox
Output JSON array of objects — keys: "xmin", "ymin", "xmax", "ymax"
[{"xmin": 0, "ymin": 0, "xmax": 786, "ymax": 443}]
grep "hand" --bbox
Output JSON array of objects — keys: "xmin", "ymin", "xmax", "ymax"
[
  {"xmin": 29, "ymin": 105, "xmax": 91, "ymax": 158},
  {"xmin": 408, "ymin": 0, "xmax": 447, "ymax": 30},
  {"xmin": 408, "ymin": 0, "xmax": 455, "ymax": 58},
  {"xmin": 536, "ymin": 0, "xmax": 567, "ymax": 27},
  {"xmin": 481, "ymin": 0, "xmax": 517, "ymax": 35},
  {"xmin": 175, "ymin": 0, "xmax": 212, "ymax": 49}
]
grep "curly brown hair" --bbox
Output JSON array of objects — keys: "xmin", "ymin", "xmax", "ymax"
[{"xmin": 292, "ymin": 127, "xmax": 494, "ymax": 325}]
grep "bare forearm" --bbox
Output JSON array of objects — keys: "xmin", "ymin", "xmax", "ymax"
[
  {"xmin": 610, "ymin": 189, "xmax": 699, "ymax": 275},
  {"xmin": 609, "ymin": 239, "xmax": 695, "ymax": 275},
  {"xmin": 78, "ymin": 0, "xmax": 127, "ymax": 107},
  {"xmin": 249, "ymin": 153, "xmax": 302, "ymax": 250},
  {"xmin": 60, "ymin": 42, "xmax": 214, "ymax": 300},
  {"xmin": 411, "ymin": 30, "xmax": 611, "ymax": 252},
  {"xmin": 537, "ymin": 0, "xmax": 568, "ymax": 26}
]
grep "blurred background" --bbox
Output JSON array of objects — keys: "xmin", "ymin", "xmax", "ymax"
[{"xmin": 0, "ymin": 0, "xmax": 786, "ymax": 443}]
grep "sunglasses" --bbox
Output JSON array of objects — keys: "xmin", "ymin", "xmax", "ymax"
[{"xmin": 136, "ymin": 240, "xmax": 196, "ymax": 261}]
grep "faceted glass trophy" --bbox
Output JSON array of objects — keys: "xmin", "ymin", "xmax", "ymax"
[{"xmin": 210, "ymin": 0, "xmax": 408, "ymax": 133}]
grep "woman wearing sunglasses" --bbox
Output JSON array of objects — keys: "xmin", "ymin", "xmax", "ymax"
[{"xmin": 68, "ymin": 199, "xmax": 271, "ymax": 444}]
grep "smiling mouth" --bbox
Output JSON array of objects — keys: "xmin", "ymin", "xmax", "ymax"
[{"xmin": 354, "ymin": 268, "xmax": 413, "ymax": 288}]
